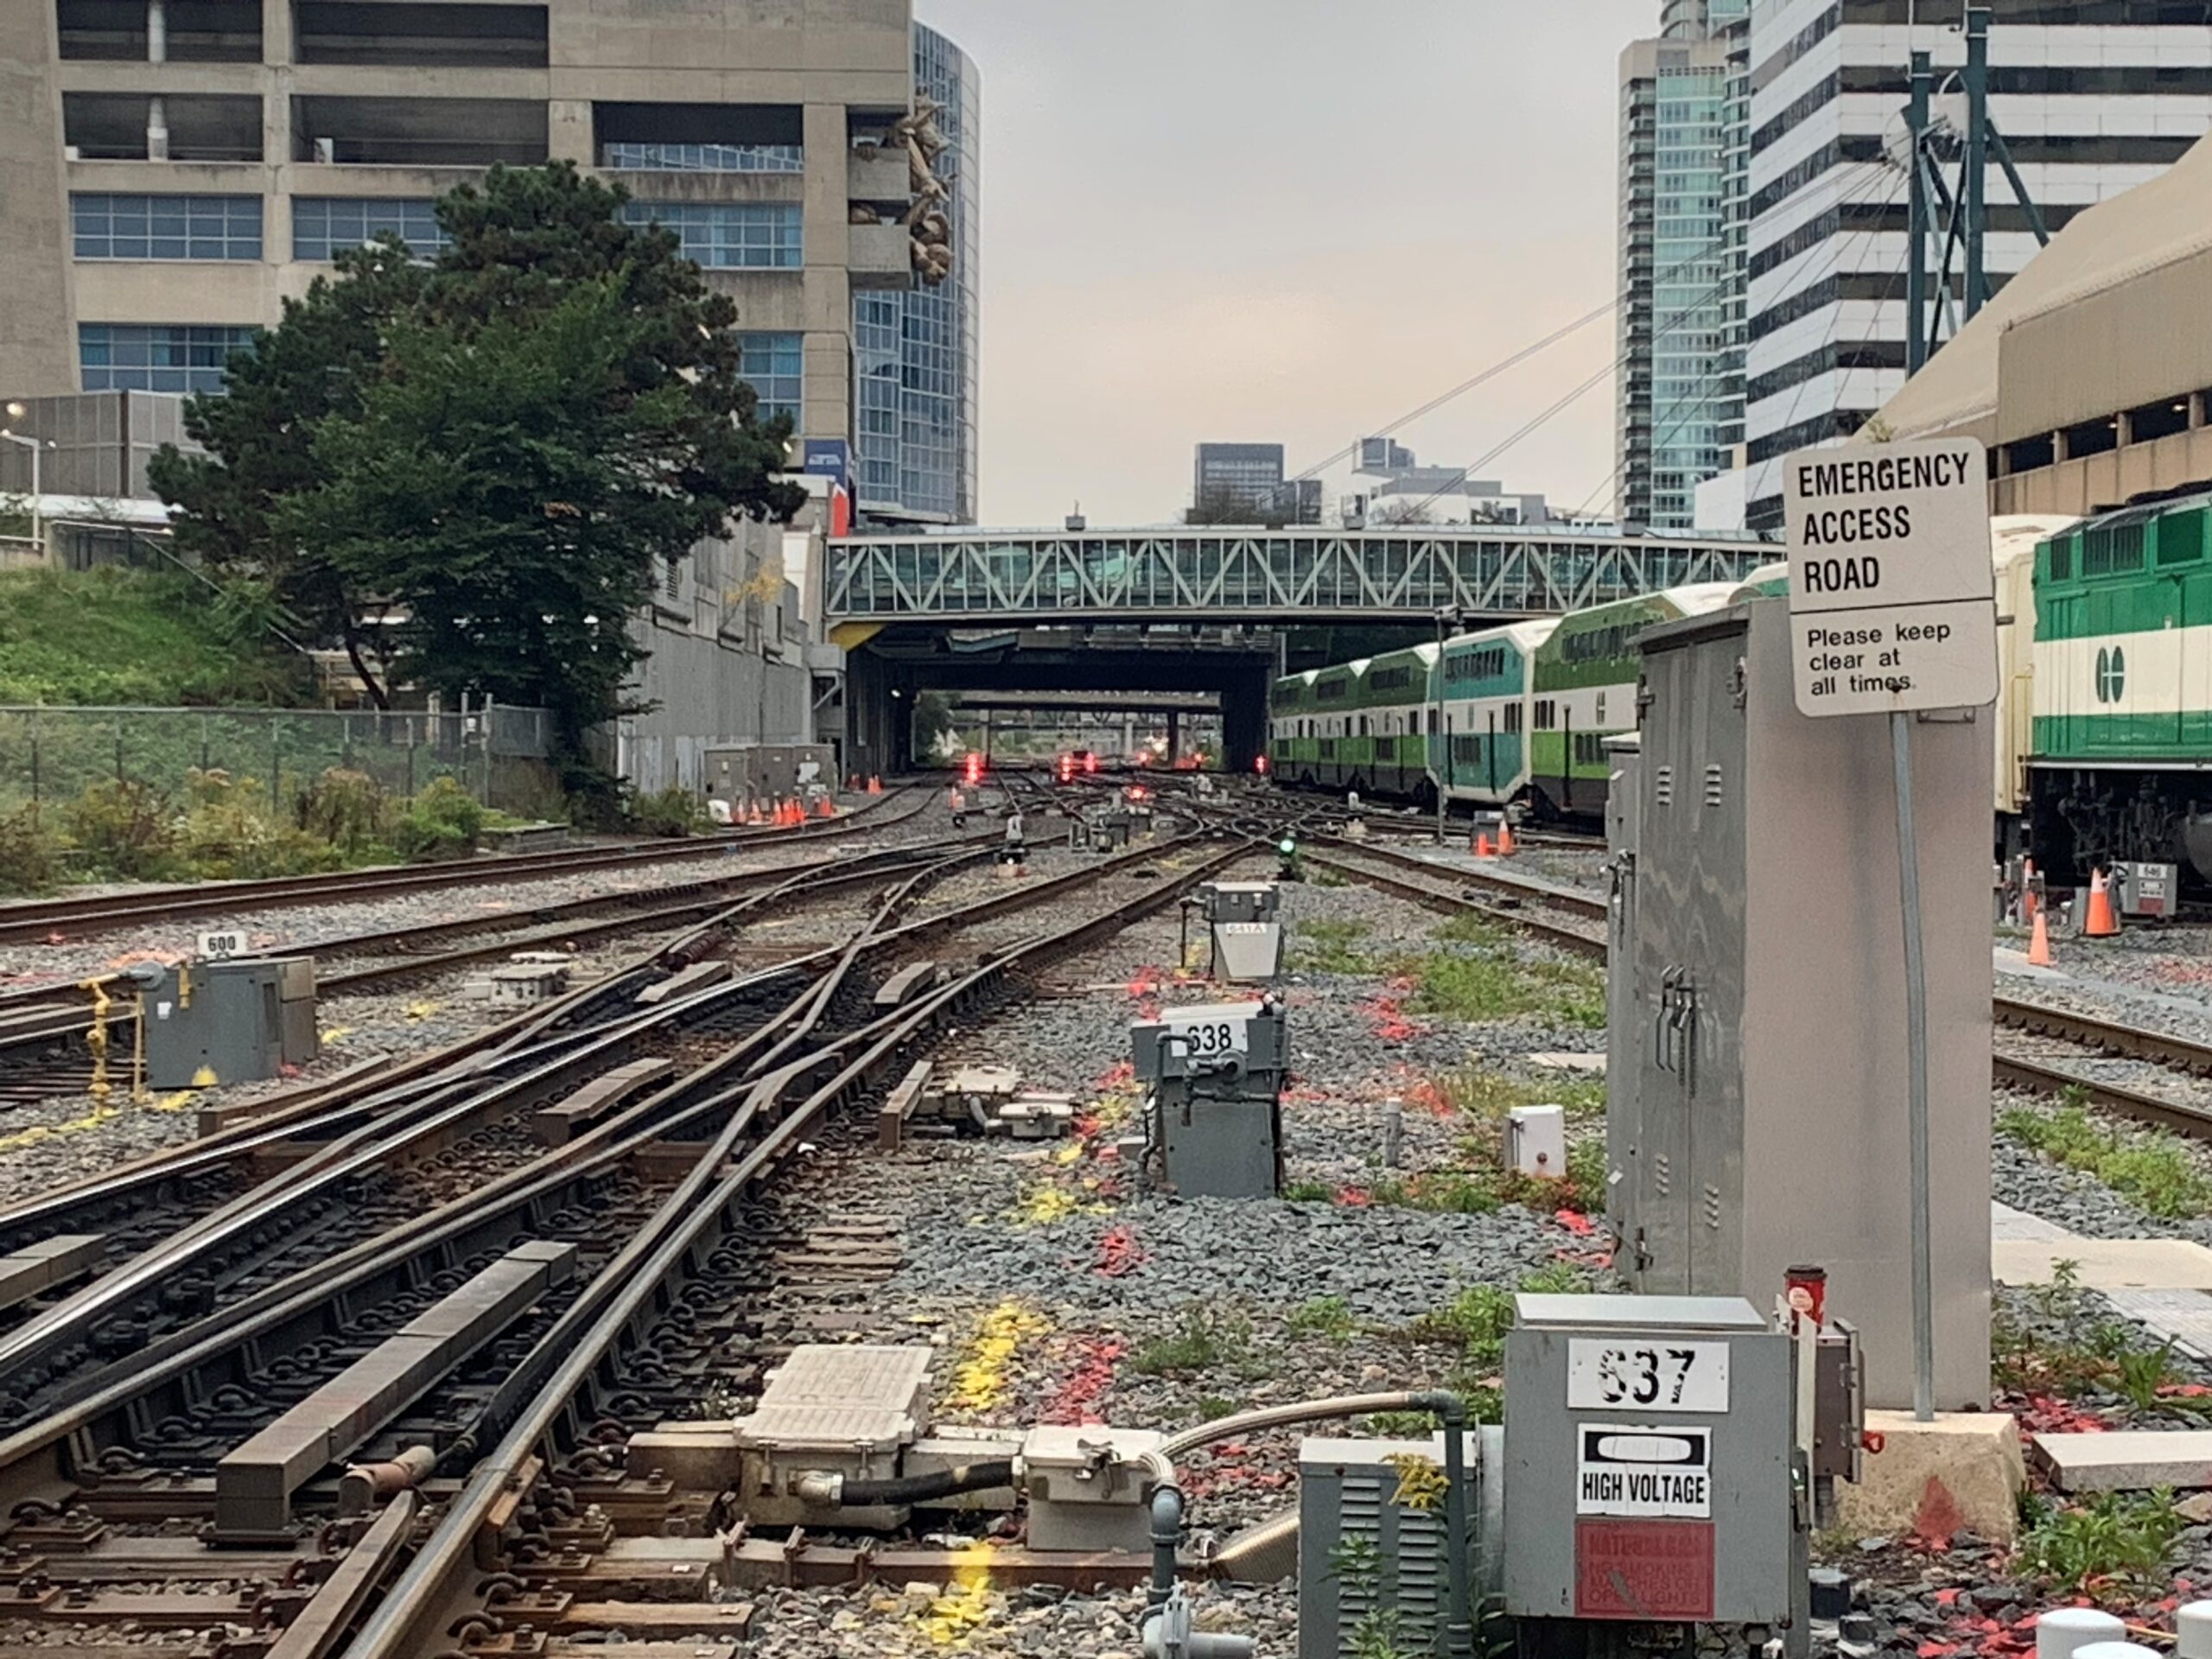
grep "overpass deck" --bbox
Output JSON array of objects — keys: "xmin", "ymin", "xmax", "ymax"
[{"xmin": 825, "ymin": 525, "xmax": 1774, "ymax": 629}]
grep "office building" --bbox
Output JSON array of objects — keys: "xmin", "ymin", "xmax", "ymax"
[
  {"xmin": 1742, "ymin": 0, "xmax": 2212, "ymax": 531},
  {"xmin": 0, "ymin": 0, "xmax": 961, "ymax": 469},
  {"xmin": 1616, "ymin": 0, "xmax": 1750, "ymax": 531},
  {"xmin": 854, "ymin": 22, "xmax": 979, "ymax": 524},
  {"xmin": 1346, "ymin": 439, "xmax": 1558, "ymax": 526},
  {"xmin": 1191, "ymin": 442, "xmax": 1321, "ymax": 524}
]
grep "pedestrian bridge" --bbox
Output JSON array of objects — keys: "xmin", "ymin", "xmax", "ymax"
[{"xmin": 823, "ymin": 525, "xmax": 1774, "ymax": 634}]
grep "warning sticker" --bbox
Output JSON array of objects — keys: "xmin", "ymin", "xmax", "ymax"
[
  {"xmin": 1574, "ymin": 1519, "xmax": 1716, "ymax": 1620},
  {"xmin": 1575, "ymin": 1425, "xmax": 1712, "ymax": 1518}
]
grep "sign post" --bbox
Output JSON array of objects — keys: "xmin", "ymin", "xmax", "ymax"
[{"xmin": 1783, "ymin": 435, "xmax": 1993, "ymax": 1424}]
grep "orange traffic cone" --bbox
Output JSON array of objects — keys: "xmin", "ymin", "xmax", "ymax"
[
  {"xmin": 2027, "ymin": 905, "xmax": 2055, "ymax": 967},
  {"xmin": 868, "ymin": 776, "xmax": 883, "ymax": 794},
  {"xmin": 815, "ymin": 795, "xmax": 836, "ymax": 819},
  {"xmin": 2084, "ymin": 868, "xmax": 2121, "ymax": 938},
  {"xmin": 2021, "ymin": 857, "xmax": 2038, "ymax": 922},
  {"xmin": 1475, "ymin": 831, "xmax": 1494, "ymax": 859},
  {"xmin": 1497, "ymin": 819, "xmax": 1516, "ymax": 856}
]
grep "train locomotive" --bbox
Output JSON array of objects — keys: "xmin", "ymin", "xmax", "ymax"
[{"xmin": 1269, "ymin": 497, "xmax": 2212, "ymax": 890}]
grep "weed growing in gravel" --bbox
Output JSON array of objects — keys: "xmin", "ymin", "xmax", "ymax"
[
  {"xmin": 1370, "ymin": 1171, "xmax": 1503, "ymax": 1215},
  {"xmin": 1433, "ymin": 1066, "xmax": 1605, "ymax": 1126},
  {"xmin": 1402, "ymin": 1264, "xmax": 1597, "ymax": 1421},
  {"xmin": 1289, "ymin": 1295, "xmax": 1359, "ymax": 1341},
  {"xmin": 1292, "ymin": 918, "xmax": 1376, "ymax": 974},
  {"xmin": 1436, "ymin": 912, "xmax": 1508, "ymax": 947},
  {"xmin": 1195, "ymin": 1395, "xmax": 1239, "ymax": 1422},
  {"xmin": 1131, "ymin": 1306, "xmax": 1255, "ymax": 1377},
  {"xmin": 2018, "ymin": 1490, "xmax": 2184, "ymax": 1592},
  {"xmin": 1391, "ymin": 946, "xmax": 1607, "ymax": 1030},
  {"xmin": 1363, "ymin": 1409, "xmax": 1441, "ymax": 1437},
  {"xmin": 1999, "ymin": 1104, "xmax": 2212, "ymax": 1218},
  {"xmin": 1281, "ymin": 1180, "xmax": 1334, "ymax": 1203}
]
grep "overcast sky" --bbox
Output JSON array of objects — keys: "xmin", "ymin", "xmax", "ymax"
[{"xmin": 918, "ymin": 0, "xmax": 1659, "ymax": 527}]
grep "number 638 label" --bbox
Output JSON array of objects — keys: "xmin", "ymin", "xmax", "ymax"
[{"xmin": 1567, "ymin": 1339, "xmax": 1730, "ymax": 1413}]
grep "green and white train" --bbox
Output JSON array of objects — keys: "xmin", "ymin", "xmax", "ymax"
[{"xmin": 1267, "ymin": 583, "xmax": 1739, "ymax": 820}]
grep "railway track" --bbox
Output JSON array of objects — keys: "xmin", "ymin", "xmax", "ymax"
[
  {"xmin": 0, "ymin": 782, "xmax": 926, "ymax": 946},
  {"xmin": 1293, "ymin": 830, "xmax": 2212, "ymax": 1146},
  {"xmin": 0, "ymin": 804, "xmax": 1262, "ymax": 1656}
]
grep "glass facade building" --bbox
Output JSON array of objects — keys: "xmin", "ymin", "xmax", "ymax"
[
  {"xmin": 853, "ymin": 22, "xmax": 979, "ymax": 524},
  {"xmin": 1616, "ymin": 0, "xmax": 1747, "ymax": 531}
]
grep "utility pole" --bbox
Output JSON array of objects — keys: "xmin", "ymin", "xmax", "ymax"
[
  {"xmin": 1905, "ymin": 52, "xmax": 1932, "ymax": 375},
  {"xmin": 1963, "ymin": 7, "xmax": 1991, "ymax": 320}
]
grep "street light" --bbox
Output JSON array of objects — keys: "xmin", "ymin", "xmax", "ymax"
[
  {"xmin": 1432, "ymin": 605, "xmax": 1464, "ymax": 844},
  {"xmin": 0, "ymin": 428, "xmax": 51, "ymax": 555}
]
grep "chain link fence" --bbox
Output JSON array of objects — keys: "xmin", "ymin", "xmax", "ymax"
[{"xmin": 0, "ymin": 703, "xmax": 560, "ymax": 819}]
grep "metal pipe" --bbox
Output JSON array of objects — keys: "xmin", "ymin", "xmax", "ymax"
[
  {"xmin": 1892, "ymin": 710, "xmax": 1936, "ymax": 1421},
  {"xmin": 338, "ymin": 1444, "xmax": 439, "ymax": 1516},
  {"xmin": 1410, "ymin": 1389, "xmax": 1478, "ymax": 1659},
  {"xmin": 1964, "ymin": 7, "xmax": 1991, "ymax": 318},
  {"xmin": 1147, "ymin": 1481, "xmax": 1184, "ymax": 1611},
  {"xmin": 1987, "ymin": 124, "xmax": 2050, "ymax": 247}
]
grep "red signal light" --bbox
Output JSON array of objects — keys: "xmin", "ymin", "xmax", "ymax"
[
  {"xmin": 1084, "ymin": 753, "xmax": 1099, "ymax": 774},
  {"xmin": 963, "ymin": 753, "xmax": 982, "ymax": 785},
  {"xmin": 1255, "ymin": 754, "xmax": 1270, "ymax": 776}
]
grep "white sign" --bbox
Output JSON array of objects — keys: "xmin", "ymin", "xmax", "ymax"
[
  {"xmin": 1160, "ymin": 1011, "xmax": 1250, "ymax": 1058},
  {"xmin": 1576, "ymin": 1424, "xmax": 1713, "ymax": 1518},
  {"xmin": 1568, "ymin": 1339, "xmax": 1731, "ymax": 1414},
  {"xmin": 1783, "ymin": 437, "xmax": 1997, "ymax": 718},
  {"xmin": 198, "ymin": 929, "xmax": 247, "ymax": 961}
]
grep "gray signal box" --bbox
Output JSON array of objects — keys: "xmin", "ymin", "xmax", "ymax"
[
  {"xmin": 1198, "ymin": 880, "xmax": 1284, "ymax": 982},
  {"xmin": 143, "ymin": 957, "xmax": 319, "ymax": 1090},
  {"xmin": 1131, "ymin": 998, "xmax": 1287, "ymax": 1198},
  {"xmin": 1622, "ymin": 598, "xmax": 1992, "ymax": 1409},
  {"xmin": 1601, "ymin": 734, "xmax": 1642, "ymax": 1237},
  {"xmin": 1503, "ymin": 1294, "xmax": 1796, "ymax": 1632}
]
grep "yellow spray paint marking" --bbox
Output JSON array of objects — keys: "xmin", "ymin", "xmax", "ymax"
[
  {"xmin": 321, "ymin": 1026, "xmax": 353, "ymax": 1046},
  {"xmin": 403, "ymin": 1001, "xmax": 440, "ymax": 1023},
  {"xmin": 916, "ymin": 1538, "xmax": 996, "ymax": 1647},
  {"xmin": 1016, "ymin": 1185, "xmax": 1080, "ymax": 1224},
  {"xmin": 0, "ymin": 1085, "xmax": 209, "ymax": 1156},
  {"xmin": 943, "ymin": 1303, "xmax": 1050, "ymax": 1414},
  {"xmin": 1052, "ymin": 1141, "xmax": 1085, "ymax": 1168}
]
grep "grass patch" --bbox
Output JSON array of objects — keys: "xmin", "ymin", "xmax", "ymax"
[
  {"xmin": 1402, "ymin": 1263, "xmax": 1596, "ymax": 1422},
  {"xmin": 1291, "ymin": 918, "xmax": 1376, "ymax": 974},
  {"xmin": 1992, "ymin": 1264, "xmax": 2211, "ymax": 1410},
  {"xmin": 2018, "ymin": 1491, "xmax": 2185, "ymax": 1593},
  {"xmin": 1390, "ymin": 947, "xmax": 1606, "ymax": 1031},
  {"xmin": 0, "ymin": 567, "xmax": 308, "ymax": 705},
  {"xmin": 1130, "ymin": 1306, "xmax": 1255, "ymax": 1378},
  {"xmin": 1282, "ymin": 1180, "xmax": 1334, "ymax": 1204},
  {"xmin": 1432, "ymin": 1065, "xmax": 1605, "ymax": 1127},
  {"xmin": 1435, "ymin": 911, "xmax": 1508, "ymax": 947},
  {"xmin": 2001, "ymin": 1100, "xmax": 2212, "ymax": 1219},
  {"xmin": 1288, "ymin": 1295, "xmax": 1359, "ymax": 1341}
]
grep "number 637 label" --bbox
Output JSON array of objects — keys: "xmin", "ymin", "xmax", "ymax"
[{"xmin": 1567, "ymin": 1339, "xmax": 1730, "ymax": 1413}]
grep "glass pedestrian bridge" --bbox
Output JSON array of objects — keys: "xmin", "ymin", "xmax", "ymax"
[{"xmin": 823, "ymin": 525, "xmax": 1776, "ymax": 628}]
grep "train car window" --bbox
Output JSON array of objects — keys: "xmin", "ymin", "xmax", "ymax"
[
  {"xmin": 1596, "ymin": 692, "xmax": 1608, "ymax": 722},
  {"xmin": 1534, "ymin": 700, "xmax": 1555, "ymax": 730},
  {"xmin": 1505, "ymin": 705, "xmax": 1523, "ymax": 734},
  {"xmin": 2047, "ymin": 539, "xmax": 2072, "ymax": 581},
  {"xmin": 2158, "ymin": 515, "xmax": 2205, "ymax": 566}
]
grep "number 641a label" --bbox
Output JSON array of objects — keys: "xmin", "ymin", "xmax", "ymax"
[{"xmin": 1567, "ymin": 1339, "xmax": 1730, "ymax": 1413}]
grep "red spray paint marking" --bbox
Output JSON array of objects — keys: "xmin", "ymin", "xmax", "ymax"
[
  {"xmin": 1043, "ymin": 1335, "xmax": 1125, "ymax": 1427},
  {"xmin": 1094, "ymin": 1225, "xmax": 1146, "ymax": 1278}
]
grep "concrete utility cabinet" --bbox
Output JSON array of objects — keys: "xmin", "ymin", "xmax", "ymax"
[
  {"xmin": 1199, "ymin": 880, "xmax": 1285, "ymax": 982},
  {"xmin": 143, "ymin": 957, "xmax": 318, "ymax": 1090},
  {"xmin": 1622, "ymin": 598, "xmax": 1992, "ymax": 1410}
]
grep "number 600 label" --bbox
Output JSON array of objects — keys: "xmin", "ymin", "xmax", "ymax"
[{"xmin": 1567, "ymin": 1339, "xmax": 1730, "ymax": 1413}]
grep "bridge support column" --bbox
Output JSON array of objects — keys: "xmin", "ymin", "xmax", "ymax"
[
  {"xmin": 1222, "ymin": 659, "xmax": 1271, "ymax": 775},
  {"xmin": 1166, "ymin": 710, "xmax": 1181, "ymax": 761},
  {"xmin": 844, "ymin": 648, "xmax": 906, "ymax": 783}
]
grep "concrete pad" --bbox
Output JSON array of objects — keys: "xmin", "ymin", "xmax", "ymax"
[
  {"xmin": 2099, "ymin": 1287, "xmax": 2212, "ymax": 1361},
  {"xmin": 1994, "ymin": 945, "xmax": 2068, "ymax": 982},
  {"xmin": 1992, "ymin": 1236, "xmax": 2212, "ymax": 1291},
  {"xmin": 1834, "ymin": 1411, "xmax": 2026, "ymax": 1547},
  {"xmin": 1526, "ymin": 1052, "xmax": 1607, "ymax": 1074},
  {"xmin": 2031, "ymin": 1430, "xmax": 2212, "ymax": 1494},
  {"xmin": 1992, "ymin": 1202, "xmax": 2075, "ymax": 1243}
]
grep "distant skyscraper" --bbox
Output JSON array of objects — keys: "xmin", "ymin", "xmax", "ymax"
[
  {"xmin": 1616, "ymin": 0, "xmax": 1749, "ymax": 532},
  {"xmin": 854, "ymin": 22, "xmax": 980, "ymax": 524},
  {"xmin": 1741, "ymin": 1, "xmax": 2212, "ymax": 532},
  {"xmin": 1191, "ymin": 442, "xmax": 1320, "ymax": 523}
]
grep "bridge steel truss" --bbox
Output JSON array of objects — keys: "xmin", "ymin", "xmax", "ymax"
[{"xmin": 823, "ymin": 527, "xmax": 1775, "ymax": 626}]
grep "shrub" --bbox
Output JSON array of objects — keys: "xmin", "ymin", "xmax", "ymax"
[
  {"xmin": 0, "ymin": 806, "xmax": 62, "ymax": 896},
  {"xmin": 62, "ymin": 779, "xmax": 178, "ymax": 881},
  {"xmin": 175, "ymin": 770, "xmax": 339, "ymax": 880},
  {"xmin": 394, "ymin": 776, "xmax": 487, "ymax": 861},
  {"xmin": 296, "ymin": 767, "xmax": 391, "ymax": 856},
  {"xmin": 627, "ymin": 784, "xmax": 711, "ymax": 838}
]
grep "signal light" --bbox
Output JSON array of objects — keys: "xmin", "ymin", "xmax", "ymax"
[
  {"xmin": 1084, "ymin": 752, "xmax": 1098, "ymax": 774},
  {"xmin": 963, "ymin": 753, "xmax": 982, "ymax": 786},
  {"xmin": 1255, "ymin": 754, "xmax": 1270, "ymax": 776}
]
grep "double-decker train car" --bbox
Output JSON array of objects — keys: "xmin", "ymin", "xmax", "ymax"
[
  {"xmin": 1523, "ymin": 583, "xmax": 1742, "ymax": 817},
  {"xmin": 1438, "ymin": 620, "xmax": 1557, "ymax": 810},
  {"xmin": 1268, "ymin": 644, "xmax": 1440, "ymax": 798}
]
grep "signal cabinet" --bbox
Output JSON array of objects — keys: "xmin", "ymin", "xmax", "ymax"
[
  {"xmin": 1620, "ymin": 599, "xmax": 1991, "ymax": 1411},
  {"xmin": 1602, "ymin": 734, "xmax": 1642, "ymax": 1238}
]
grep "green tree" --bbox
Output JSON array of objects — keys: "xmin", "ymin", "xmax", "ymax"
[{"xmin": 152, "ymin": 162, "xmax": 804, "ymax": 784}]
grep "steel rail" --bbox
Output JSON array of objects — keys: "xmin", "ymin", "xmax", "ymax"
[
  {"xmin": 339, "ymin": 833, "xmax": 1260, "ymax": 1657},
  {"xmin": 0, "ymin": 785, "xmax": 927, "ymax": 944},
  {"xmin": 0, "ymin": 825, "xmax": 1228, "ymax": 1516}
]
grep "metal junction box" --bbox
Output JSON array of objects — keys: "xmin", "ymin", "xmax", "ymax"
[
  {"xmin": 1503, "ymin": 1294, "xmax": 1792, "ymax": 1629},
  {"xmin": 144, "ymin": 957, "xmax": 317, "ymax": 1090},
  {"xmin": 1602, "ymin": 734, "xmax": 1642, "ymax": 1236},
  {"xmin": 1624, "ymin": 600, "xmax": 1992, "ymax": 1409},
  {"xmin": 1297, "ymin": 1430, "xmax": 1503, "ymax": 1659},
  {"xmin": 1199, "ymin": 881, "xmax": 1285, "ymax": 982},
  {"xmin": 1020, "ymin": 1425, "xmax": 1165, "ymax": 1553},
  {"xmin": 1131, "ymin": 999, "xmax": 1287, "ymax": 1198}
]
